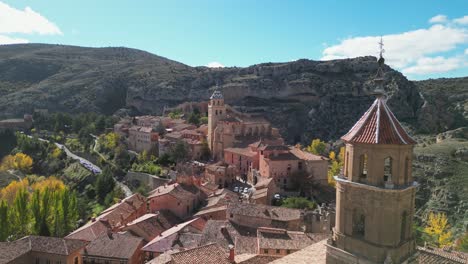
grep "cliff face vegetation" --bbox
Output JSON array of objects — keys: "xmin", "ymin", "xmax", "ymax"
[
  {"xmin": 1, "ymin": 44, "xmax": 467, "ymax": 236},
  {"xmin": 2, "ymin": 43, "xmax": 462, "ymax": 142}
]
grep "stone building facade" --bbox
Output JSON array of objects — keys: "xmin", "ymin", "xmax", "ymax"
[
  {"xmin": 207, "ymin": 89, "xmax": 283, "ymax": 160},
  {"xmin": 326, "ymin": 94, "xmax": 418, "ymax": 263}
]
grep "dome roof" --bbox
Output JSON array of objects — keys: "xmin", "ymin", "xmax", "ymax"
[{"xmin": 341, "ymin": 97, "xmax": 416, "ymax": 145}]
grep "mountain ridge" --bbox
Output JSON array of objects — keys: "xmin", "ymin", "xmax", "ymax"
[{"xmin": 0, "ymin": 43, "xmax": 466, "ymax": 142}]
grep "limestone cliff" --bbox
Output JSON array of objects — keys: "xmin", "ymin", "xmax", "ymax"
[{"xmin": 0, "ymin": 44, "xmax": 465, "ymax": 143}]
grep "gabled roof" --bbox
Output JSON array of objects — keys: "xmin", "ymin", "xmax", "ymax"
[
  {"xmin": 142, "ymin": 218, "xmax": 202, "ymax": 253},
  {"xmin": 170, "ymin": 243, "xmax": 231, "ymax": 264},
  {"xmin": 0, "ymin": 236, "xmax": 87, "ymax": 264},
  {"xmin": 84, "ymin": 231, "xmax": 143, "ymax": 260},
  {"xmin": 341, "ymin": 97, "xmax": 416, "ymax": 145}
]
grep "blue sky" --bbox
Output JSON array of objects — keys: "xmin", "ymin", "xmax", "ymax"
[{"xmin": 1, "ymin": 0, "xmax": 467, "ymax": 80}]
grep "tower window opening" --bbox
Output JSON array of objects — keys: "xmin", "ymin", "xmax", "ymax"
[
  {"xmin": 401, "ymin": 211, "xmax": 407, "ymax": 242},
  {"xmin": 345, "ymin": 151, "xmax": 349, "ymax": 177},
  {"xmin": 359, "ymin": 154, "xmax": 368, "ymax": 178},
  {"xmin": 353, "ymin": 210, "xmax": 365, "ymax": 238},
  {"xmin": 384, "ymin": 157, "xmax": 392, "ymax": 183},
  {"xmin": 404, "ymin": 157, "xmax": 410, "ymax": 185}
]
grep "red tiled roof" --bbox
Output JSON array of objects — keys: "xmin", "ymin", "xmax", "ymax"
[
  {"xmin": 0, "ymin": 236, "xmax": 88, "ymax": 264},
  {"xmin": 170, "ymin": 243, "xmax": 231, "ymax": 264},
  {"xmin": 83, "ymin": 231, "xmax": 143, "ymax": 260},
  {"xmin": 341, "ymin": 97, "xmax": 416, "ymax": 145}
]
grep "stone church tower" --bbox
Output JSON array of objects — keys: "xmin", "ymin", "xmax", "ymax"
[
  {"xmin": 208, "ymin": 89, "xmax": 226, "ymax": 155},
  {"xmin": 326, "ymin": 52, "xmax": 418, "ymax": 264}
]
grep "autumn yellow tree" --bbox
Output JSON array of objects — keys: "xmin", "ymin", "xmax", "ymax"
[
  {"xmin": 31, "ymin": 176, "xmax": 65, "ymax": 193},
  {"xmin": 0, "ymin": 153, "xmax": 33, "ymax": 173},
  {"xmin": 329, "ymin": 151, "xmax": 336, "ymax": 161},
  {"xmin": 424, "ymin": 212, "xmax": 453, "ymax": 247},
  {"xmin": 306, "ymin": 139, "xmax": 327, "ymax": 155},
  {"xmin": 0, "ymin": 179, "xmax": 30, "ymax": 205}
]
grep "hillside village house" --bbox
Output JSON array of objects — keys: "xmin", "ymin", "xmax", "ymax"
[
  {"xmin": 66, "ymin": 194, "xmax": 147, "ymax": 241},
  {"xmin": 147, "ymin": 183, "xmax": 201, "ymax": 219},
  {"xmin": 128, "ymin": 126, "xmax": 159, "ymax": 153},
  {"xmin": 82, "ymin": 231, "xmax": 144, "ymax": 264},
  {"xmin": 0, "ymin": 236, "xmax": 87, "ymax": 264}
]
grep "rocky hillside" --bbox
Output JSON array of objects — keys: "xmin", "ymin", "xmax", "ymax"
[{"xmin": 0, "ymin": 44, "xmax": 466, "ymax": 143}]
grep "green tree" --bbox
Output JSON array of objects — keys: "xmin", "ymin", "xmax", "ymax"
[
  {"xmin": 10, "ymin": 188, "xmax": 30, "ymax": 238},
  {"xmin": 456, "ymin": 232, "xmax": 468, "ymax": 253},
  {"xmin": 187, "ymin": 113, "xmax": 200, "ymax": 126},
  {"xmin": 200, "ymin": 139, "xmax": 211, "ymax": 161},
  {"xmin": 306, "ymin": 139, "xmax": 327, "ymax": 155},
  {"xmin": 30, "ymin": 189, "xmax": 42, "ymax": 235},
  {"xmin": 281, "ymin": 197, "xmax": 316, "ymax": 210},
  {"xmin": 170, "ymin": 140, "xmax": 190, "ymax": 162},
  {"xmin": 95, "ymin": 167, "xmax": 116, "ymax": 202},
  {"xmin": 0, "ymin": 200, "xmax": 9, "ymax": 241}
]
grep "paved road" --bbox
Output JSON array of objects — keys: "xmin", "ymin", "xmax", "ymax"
[{"xmin": 29, "ymin": 134, "xmax": 132, "ymax": 197}]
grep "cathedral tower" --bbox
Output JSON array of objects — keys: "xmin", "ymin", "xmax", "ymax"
[
  {"xmin": 326, "ymin": 43, "xmax": 418, "ymax": 264},
  {"xmin": 208, "ymin": 89, "xmax": 226, "ymax": 154}
]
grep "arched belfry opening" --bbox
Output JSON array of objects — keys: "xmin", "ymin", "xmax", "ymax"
[
  {"xmin": 384, "ymin": 156, "xmax": 392, "ymax": 183},
  {"xmin": 359, "ymin": 154, "xmax": 368, "ymax": 182}
]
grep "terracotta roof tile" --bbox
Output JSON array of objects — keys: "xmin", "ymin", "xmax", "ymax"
[
  {"xmin": 257, "ymin": 228, "xmax": 320, "ymax": 250},
  {"xmin": 341, "ymin": 97, "xmax": 416, "ymax": 145},
  {"xmin": 237, "ymin": 255, "xmax": 280, "ymax": 264},
  {"xmin": 0, "ymin": 236, "xmax": 87, "ymax": 264},
  {"xmin": 84, "ymin": 231, "xmax": 143, "ymax": 260},
  {"xmin": 227, "ymin": 203, "xmax": 302, "ymax": 222},
  {"xmin": 269, "ymin": 239, "xmax": 327, "ymax": 264},
  {"xmin": 170, "ymin": 243, "xmax": 231, "ymax": 264},
  {"xmin": 200, "ymin": 220, "xmax": 257, "ymax": 253},
  {"xmin": 417, "ymin": 246, "xmax": 468, "ymax": 263}
]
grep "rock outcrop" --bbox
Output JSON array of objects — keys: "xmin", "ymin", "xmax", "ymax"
[{"xmin": 0, "ymin": 44, "xmax": 465, "ymax": 143}]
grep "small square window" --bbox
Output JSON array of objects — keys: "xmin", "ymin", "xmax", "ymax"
[
  {"xmin": 264, "ymin": 249, "xmax": 269, "ymax": 254},
  {"xmin": 276, "ymin": 249, "xmax": 280, "ymax": 254}
]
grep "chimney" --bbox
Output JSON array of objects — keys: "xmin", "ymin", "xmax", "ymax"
[
  {"xmin": 107, "ymin": 228, "xmax": 113, "ymax": 239},
  {"xmin": 91, "ymin": 217, "xmax": 96, "ymax": 222},
  {"xmin": 228, "ymin": 244, "xmax": 235, "ymax": 262}
]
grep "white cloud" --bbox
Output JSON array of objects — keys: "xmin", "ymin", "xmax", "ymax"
[
  {"xmin": 429, "ymin": 14, "xmax": 447, "ymax": 24},
  {"xmin": 0, "ymin": 1, "xmax": 62, "ymax": 35},
  {"xmin": 465, "ymin": 48, "xmax": 468, "ymax": 55},
  {"xmin": 402, "ymin": 56, "xmax": 461, "ymax": 75},
  {"xmin": 454, "ymin": 15, "xmax": 468, "ymax": 25},
  {"xmin": 321, "ymin": 22, "xmax": 468, "ymax": 75},
  {"xmin": 0, "ymin": 34, "xmax": 29, "ymax": 45},
  {"xmin": 206, "ymin": 62, "xmax": 225, "ymax": 68}
]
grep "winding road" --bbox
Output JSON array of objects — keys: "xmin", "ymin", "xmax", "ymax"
[{"xmin": 29, "ymin": 134, "xmax": 132, "ymax": 197}]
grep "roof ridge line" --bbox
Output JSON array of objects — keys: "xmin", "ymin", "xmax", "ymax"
[
  {"xmin": 346, "ymin": 98, "xmax": 379, "ymax": 140},
  {"xmin": 382, "ymin": 100, "xmax": 407, "ymax": 144},
  {"xmin": 376, "ymin": 99, "xmax": 381, "ymax": 143}
]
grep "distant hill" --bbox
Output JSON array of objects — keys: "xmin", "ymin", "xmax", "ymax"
[{"xmin": 0, "ymin": 43, "xmax": 466, "ymax": 142}]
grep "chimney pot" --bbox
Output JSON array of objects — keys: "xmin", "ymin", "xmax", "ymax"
[{"xmin": 228, "ymin": 244, "xmax": 234, "ymax": 262}]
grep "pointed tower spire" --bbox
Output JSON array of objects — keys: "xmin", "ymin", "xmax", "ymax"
[{"xmin": 372, "ymin": 36, "xmax": 386, "ymax": 97}]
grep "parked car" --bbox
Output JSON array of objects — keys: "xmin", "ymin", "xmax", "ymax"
[{"xmin": 234, "ymin": 186, "xmax": 239, "ymax": 192}]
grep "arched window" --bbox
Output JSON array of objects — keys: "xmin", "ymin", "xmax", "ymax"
[
  {"xmin": 404, "ymin": 157, "xmax": 410, "ymax": 185},
  {"xmin": 352, "ymin": 209, "xmax": 365, "ymax": 238},
  {"xmin": 215, "ymin": 110, "xmax": 218, "ymax": 115},
  {"xmin": 359, "ymin": 154, "xmax": 368, "ymax": 178},
  {"xmin": 384, "ymin": 157, "xmax": 392, "ymax": 183},
  {"xmin": 401, "ymin": 211, "xmax": 407, "ymax": 242},
  {"xmin": 219, "ymin": 110, "xmax": 222, "ymax": 115}
]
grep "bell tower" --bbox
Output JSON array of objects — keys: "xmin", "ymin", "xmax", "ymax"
[
  {"xmin": 326, "ymin": 39, "xmax": 418, "ymax": 264},
  {"xmin": 208, "ymin": 88, "xmax": 226, "ymax": 154}
]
